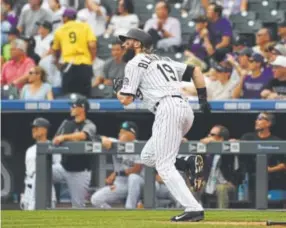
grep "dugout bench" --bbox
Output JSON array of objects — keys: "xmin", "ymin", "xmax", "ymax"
[{"xmin": 35, "ymin": 141, "xmax": 286, "ymax": 210}]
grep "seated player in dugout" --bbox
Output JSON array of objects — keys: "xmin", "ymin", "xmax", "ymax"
[
  {"xmin": 52, "ymin": 93, "xmax": 96, "ymax": 208},
  {"xmin": 91, "ymin": 121, "xmax": 144, "ymax": 209}
]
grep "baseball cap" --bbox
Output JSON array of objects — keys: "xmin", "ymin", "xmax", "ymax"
[
  {"xmin": 271, "ymin": 55, "xmax": 286, "ymax": 67},
  {"xmin": 121, "ymin": 121, "xmax": 138, "ymax": 136},
  {"xmin": 273, "ymin": 44, "xmax": 286, "ymax": 56},
  {"xmin": 36, "ymin": 21, "xmax": 53, "ymax": 31},
  {"xmin": 69, "ymin": 93, "xmax": 90, "ymax": 111},
  {"xmin": 63, "ymin": 8, "xmax": 77, "ymax": 18},
  {"xmin": 238, "ymin": 47, "xmax": 253, "ymax": 57},
  {"xmin": 193, "ymin": 15, "xmax": 208, "ymax": 23},
  {"xmin": 5, "ymin": 26, "xmax": 20, "ymax": 36},
  {"xmin": 31, "ymin": 117, "xmax": 51, "ymax": 128},
  {"xmin": 213, "ymin": 62, "xmax": 233, "ymax": 73},
  {"xmin": 249, "ymin": 53, "xmax": 264, "ymax": 64}
]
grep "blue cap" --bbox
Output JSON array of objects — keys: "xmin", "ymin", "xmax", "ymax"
[
  {"xmin": 250, "ymin": 53, "xmax": 264, "ymax": 64},
  {"xmin": 121, "ymin": 121, "xmax": 138, "ymax": 136}
]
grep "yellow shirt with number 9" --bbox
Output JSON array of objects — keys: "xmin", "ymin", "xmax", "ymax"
[{"xmin": 53, "ymin": 21, "xmax": 96, "ymax": 65}]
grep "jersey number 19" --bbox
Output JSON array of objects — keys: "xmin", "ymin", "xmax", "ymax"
[{"xmin": 157, "ymin": 63, "xmax": 177, "ymax": 82}]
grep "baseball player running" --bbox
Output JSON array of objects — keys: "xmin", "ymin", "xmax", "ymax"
[
  {"xmin": 115, "ymin": 28, "xmax": 210, "ymax": 222},
  {"xmin": 52, "ymin": 94, "xmax": 96, "ymax": 208},
  {"xmin": 21, "ymin": 118, "xmax": 61, "ymax": 210},
  {"xmin": 91, "ymin": 121, "xmax": 144, "ymax": 208}
]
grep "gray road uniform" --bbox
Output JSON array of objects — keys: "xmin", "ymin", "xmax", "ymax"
[{"xmin": 91, "ymin": 138, "xmax": 144, "ymax": 209}]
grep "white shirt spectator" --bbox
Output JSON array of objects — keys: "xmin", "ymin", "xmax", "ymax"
[
  {"xmin": 92, "ymin": 57, "xmax": 105, "ymax": 78},
  {"xmin": 50, "ymin": 6, "xmax": 66, "ymax": 31},
  {"xmin": 22, "ymin": 0, "xmax": 68, "ymax": 12},
  {"xmin": 39, "ymin": 55, "xmax": 62, "ymax": 87},
  {"xmin": 34, "ymin": 33, "xmax": 54, "ymax": 58},
  {"xmin": 182, "ymin": 76, "xmax": 238, "ymax": 100},
  {"xmin": 77, "ymin": 7, "xmax": 107, "ymax": 36},
  {"xmin": 108, "ymin": 14, "xmax": 139, "ymax": 37},
  {"xmin": 144, "ymin": 16, "xmax": 182, "ymax": 50}
]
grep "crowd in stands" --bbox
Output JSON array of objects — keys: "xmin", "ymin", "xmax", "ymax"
[{"xmin": 1, "ymin": 0, "xmax": 286, "ymax": 100}]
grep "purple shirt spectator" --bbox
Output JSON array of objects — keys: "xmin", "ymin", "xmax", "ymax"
[
  {"xmin": 6, "ymin": 12, "xmax": 18, "ymax": 27},
  {"xmin": 243, "ymin": 67, "xmax": 273, "ymax": 98},
  {"xmin": 190, "ymin": 33, "xmax": 208, "ymax": 60},
  {"xmin": 208, "ymin": 17, "xmax": 232, "ymax": 47}
]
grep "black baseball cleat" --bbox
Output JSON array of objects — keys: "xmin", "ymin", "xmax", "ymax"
[
  {"xmin": 185, "ymin": 155, "xmax": 205, "ymax": 192},
  {"xmin": 171, "ymin": 211, "xmax": 204, "ymax": 222}
]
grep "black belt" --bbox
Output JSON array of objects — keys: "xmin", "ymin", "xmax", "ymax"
[{"xmin": 154, "ymin": 95, "xmax": 183, "ymax": 111}]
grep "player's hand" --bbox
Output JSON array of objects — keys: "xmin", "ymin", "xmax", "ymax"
[
  {"xmin": 53, "ymin": 135, "xmax": 65, "ymax": 145},
  {"xmin": 101, "ymin": 136, "xmax": 112, "ymax": 150},
  {"xmin": 105, "ymin": 172, "xmax": 116, "ymax": 185}
]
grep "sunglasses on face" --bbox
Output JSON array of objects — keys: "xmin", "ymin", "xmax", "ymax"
[
  {"xmin": 29, "ymin": 71, "xmax": 39, "ymax": 75},
  {"xmin": 208, "ymin": 133, "xmax": 220, "ymax": 137}
]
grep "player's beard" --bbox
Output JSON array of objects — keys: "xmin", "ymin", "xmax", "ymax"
[{"xmin": 122, "ymin": 48, "xmax": 136, "ymax": 63}]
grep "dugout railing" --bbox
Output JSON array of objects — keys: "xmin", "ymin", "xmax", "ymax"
[{"xmin": 35, "ymin": 141, "xmax": 286, "ymax": 210}]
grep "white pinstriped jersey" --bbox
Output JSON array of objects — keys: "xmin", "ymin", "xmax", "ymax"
[{"xmin": 120, "ymin": 53, "xmax": 188, "ymax": 112}]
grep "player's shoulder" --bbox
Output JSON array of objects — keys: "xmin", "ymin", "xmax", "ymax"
[{"xmin": 26, "ymin": 144, "xmax": 36, "ymax": 154}]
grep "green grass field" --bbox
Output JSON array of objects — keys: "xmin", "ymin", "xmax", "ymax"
[{"xmin": 2, "ymin": 210, "xmax": 286, "ymax": 228}]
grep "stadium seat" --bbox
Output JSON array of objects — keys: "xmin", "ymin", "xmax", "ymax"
[
  {"xmin": 248, "ymin": 0, "xmax": 278, "ymax": 13},
  {"xmin": 229, "ymin": 11, "xmax": 256, "ymax": 24},
  {"xmin": 135, "ymin": 1, "xmax": 155, "ymax": 26},
  {"xmin": 91, "ymin": 85, "xmax": 114, "ymax": 99},
  {"xmin": 97, "ymin": 35, "xmax": 117, "ymax": 60},
  {"xmin": 233, "ymin": 20, "xmax": 262, "ymax": 34},
  {"xmin": 169, "ymin": 3, "xmax": 182, "ymax": 18},
  {"xmin": 1, "ymin": 85, "xmax": 19, "ymax": 100},
  {"xmin": 104, "ymin": 0, "xmax": 118, "ymax": 14},
  {"xmin": 256, "ymin": 10, "xmax": 285, "ymax": 23}
]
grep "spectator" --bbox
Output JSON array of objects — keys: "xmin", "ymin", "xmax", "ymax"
[
  {"xmin": 253, "ymin": 28, "xmax": 272, "ymax": 57},
  {"xmin": 17, "ymin": 0, "xmax": 51, "ymax": 37},
  {"xmin": 23, "ymin": 36, "xmax": 41, "ymax": 65},
  {"xmin": 1, "ymin": 39, "xmax": 35, "ymax": 89},
  {"xmin": 232, "ymin": 53, "xmax": 273, "ymax": 99},
  {"xmin": 105, "ymin": 0, "xmax": 139, "ymax": 37},
  {"xmin": 217, "ymin": 0, "xmax": 248, "ymax": 18},
  {"xmin": 77, "ymin": 0, "xmax": 107, "ymax": 36},
  {"xmin": 92, "ymin": 47, "xmax": 105, "ymax": 81},
  {"xmin": 206, "ymin": 2, "xmax": 233, "ymax": 60},
  {"xmin": 52, "ymin": 8, "xmax": 96, "ymax": 97},
  {"xmin": 2, "ymin": 27, "xmax": 20, "ymax": 62},
  {"xmin": 182, "ymin": 62, "xmax": 238, "ymax": 100},
  {"xmin": 2, "ymin": 0, "xmax": 18, "ymax": 27},
  {"xmin": 240, "ymin": 112, "xmax": 285, "ymax": 194},
  {"xmin": 20, "ymin": 66, "xmax": 53, "ymax": 100},
  {"xmin": 184, "ymin": 16, "xmax": 212, "ymax": 70},
  {"xmin": 278, "ymin": 21, "xmax": 286, "ymax": 45},
  {"xmin": 39, "ymin": 42, "xmax": 62, "ymax": 87},
  {"xmin": 202, "ymin": 125, "xmax": 242, "ymax": 208},
  {"xmin": 34, "ymin": 21, "xmax": 54, "ymax": 58},
  {"xmin": 181, "ymin": 0, "xmax": 208, "ymax": 19},
  {"xmin": 261, "ymin": 56, "xmax": 286, "ymax": 100},
  {"xmin": 232, "ymin": 35, "xmax": 248, "ymax": 54},
  {"xmin": 21, "ymin": 0, "xmax": 52, "ymax": 12},
  {"xmin": 91, "ymin": 121, "xmax": 144, "ymax": 209},
  {"xmin": 92, "ymin": 41, "xmax": 125, "ymax": 88},
  {"xmin": 144, "ymin": 0, "xmax": 182, "ymax": 50},
  {"xmin": 48, "ymin": 0, "xmax": 66, "ymax": 31},
  {"xmin": 1, "ymin": 10, "xmax": 12, "ymax": 46}
]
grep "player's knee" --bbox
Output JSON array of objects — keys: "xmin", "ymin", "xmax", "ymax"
[
  {"xmin": 156, "ymin": 163, "xmax": 176, "ymax": 180},
  {"xmin": 140, "ymin": 153, "xmax": 155, "ymax": 167},
  {"xmin": 90, "ymin": 192, "xmax": 103, "ymax": 207},
  {"xmin": 128, "ymin": 174, "xmax": 142, "ymax": 187}
]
